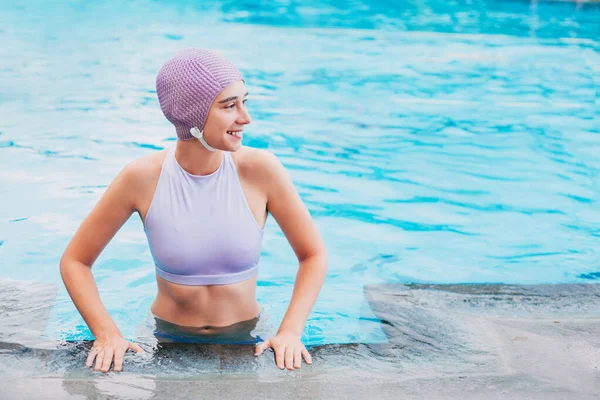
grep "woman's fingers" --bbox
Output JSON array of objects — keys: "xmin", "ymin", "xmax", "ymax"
[
  {"xmin": 254, "ymin": 340, "xmax": 271, "ymax": 356},
  {"xmin": 293, "ymin": 348, "xmax": 302, "ymax": 369},
  {"xmin": 87, "ymin": 340, "xmax": 143, "ymax": 373},
  {"xmin": 255, "ymin": 339, "xmax": 312, "ymax": 370},
  {"xmin": 86, "ymin": 348, "xmax": 100, "ymax": 368},
  {"xmin": 94, "ymin": 349, "xmax": 105, "ymax": 371},
  {"xmin": 275, "ymin": 345, "xmax": 285, "ymax": 369},
  {"xmin": 113, "ymin": 342, "xmax": 142, "ymax": 372},
  {"xmin": 100, "ymin": 348, "xmax": 114, "ymax": 373},
  {"xmin": 113, "ymin": 349, "xmax": 125, "ymax": 373},
  {"xmin": 285, "ymin": 347, "xmax": 294, "ymax": 370},
  {"xmin": 302, "ymin": 348, "xmax": 312, "ymax": 364},
  {"xmin": 129, "ymin": 342, "xmax": 144, "ymax": 353}
]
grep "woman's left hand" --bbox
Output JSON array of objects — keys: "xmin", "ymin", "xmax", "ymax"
[{"xmin": 254, "ymin": 330, "xmax": 312, "ymax": 370}]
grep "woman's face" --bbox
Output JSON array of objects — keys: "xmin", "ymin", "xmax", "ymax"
[{"xmin": 203, "ymin": 81, "xmax": 252, "ymax": 152}]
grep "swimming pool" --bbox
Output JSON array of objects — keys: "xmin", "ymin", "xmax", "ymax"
[{"xmin": 0, "ymin": 0, "xmax": 598, "ymax": 349}]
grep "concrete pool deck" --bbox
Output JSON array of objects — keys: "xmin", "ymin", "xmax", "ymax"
[{"xmin": 1, "ymin": 282, "xmax": 599, "ymax": 399}]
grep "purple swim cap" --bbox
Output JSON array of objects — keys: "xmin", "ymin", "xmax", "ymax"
[{"xmin": 156, "ymin": 49, "xmax": 244, "ymax": 140}]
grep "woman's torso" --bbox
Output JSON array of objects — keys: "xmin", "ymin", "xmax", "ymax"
[{"xmin": 134, "ymin": 146, "xmax": 268, "ymax": 328}]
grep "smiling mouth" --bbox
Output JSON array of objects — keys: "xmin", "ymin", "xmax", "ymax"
[{"xmin": 227, "ymin": 131, "xmax": 243, "ymax": 138}]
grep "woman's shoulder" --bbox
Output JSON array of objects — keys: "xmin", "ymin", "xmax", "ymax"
[
  {"xmin": 120, "ymin": 149, "xmax": 168, "ymax": 190},
  {"xmin": 232, "ymin": 146, "xmax": 289, "ymax": 200},
  {"xmin": 232, "ymin": 146, "xmax": 281, "ymax": 179}
]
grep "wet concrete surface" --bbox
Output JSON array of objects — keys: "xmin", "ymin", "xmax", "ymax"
[{"xmin": 1, "ymin": 280, "xmax": 599, "ymax": 399}]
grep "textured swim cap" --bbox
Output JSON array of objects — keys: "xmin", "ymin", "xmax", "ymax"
[{"xmin": 156, "ymin": 49, "xmax": 245, "ymax": 141}]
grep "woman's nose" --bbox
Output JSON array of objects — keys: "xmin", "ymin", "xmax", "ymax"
[{"xmin": 239, "ymin": 107, "xmax": 252, "ymax": 125}]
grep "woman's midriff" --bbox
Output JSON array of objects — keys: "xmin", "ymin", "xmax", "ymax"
[{"xmin": 150, "ymin": 274, "xmax": 261, "ymax": 331}]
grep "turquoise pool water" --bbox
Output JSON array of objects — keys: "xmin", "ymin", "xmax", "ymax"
[{"xmin": 0, "ymin": 0, "xmax": 598, "ymax": 345}]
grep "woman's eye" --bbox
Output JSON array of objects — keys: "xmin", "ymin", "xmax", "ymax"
[{"xmin": 225, "ymin": 99, "xmax": 247, "ymax": 109}]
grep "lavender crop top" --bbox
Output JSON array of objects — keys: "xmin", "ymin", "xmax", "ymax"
[{"xmin": 143, "ymin": 148, "xmax": 264, "ymax": 285}]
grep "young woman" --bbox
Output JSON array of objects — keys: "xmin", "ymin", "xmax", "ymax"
[{"xmin": 60, "ymin": 48, "xmax": 328, "ymax": 373}]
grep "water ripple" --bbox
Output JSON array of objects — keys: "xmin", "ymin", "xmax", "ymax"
[{"xmin": 0, "ymin": 0, "xmax": 598, "ymax": 347}]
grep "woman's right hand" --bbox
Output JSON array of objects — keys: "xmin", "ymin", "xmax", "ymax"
[{"xmin": 86, "ymin": 334, "xmax": 144, "ymax": 373}]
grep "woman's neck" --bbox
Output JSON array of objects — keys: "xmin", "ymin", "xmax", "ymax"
[{"xmin": 174, "ymin": 139, "xmax": 223, "ymax": 176}]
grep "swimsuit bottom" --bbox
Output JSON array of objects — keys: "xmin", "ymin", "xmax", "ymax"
[{"xmin": 136, "ymin": 309, "xmax": 274, "ymax": 346}]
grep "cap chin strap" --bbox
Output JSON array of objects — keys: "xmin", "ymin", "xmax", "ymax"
[{"xmin": 190, "ymin": 127, "xmax": 217, "ymax": 152}]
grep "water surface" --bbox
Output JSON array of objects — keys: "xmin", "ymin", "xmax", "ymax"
[{"xmin": 0, "ymin": 0, "xmax": 598, "ymax": 345}]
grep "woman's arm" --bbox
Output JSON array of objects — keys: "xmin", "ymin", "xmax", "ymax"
[
  {"xmin": 253, "ymin": 151, "xmax": 328, "ymax": 370},
  {"xmin": 60, "ymin": 160, "xmax": 147, "ymax": 372}
]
